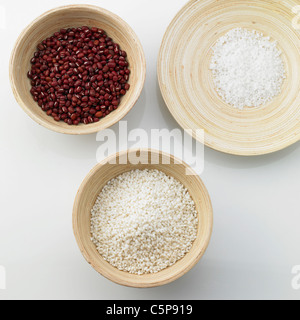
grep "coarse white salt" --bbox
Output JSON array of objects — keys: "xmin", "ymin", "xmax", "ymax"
[
  {"xmin": 210, "ymin": 28, "xmax": 286, "ymax": 109},
  {"xmin": 91, "ymin": 169, "xmax": 198, "ymax": 275}
]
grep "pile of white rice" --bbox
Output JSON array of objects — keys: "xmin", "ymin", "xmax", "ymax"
[
  {"xmin": 91, "ymin": 169, "xmax": 198, "ymax": 275},
  {"xmin": 210, "ymin": 28, "xmax": 286, "ymax": 109}
]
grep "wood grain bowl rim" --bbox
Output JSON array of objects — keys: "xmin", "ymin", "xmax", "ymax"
[
  {"xmin": 157, "ymin": 0, "xmax": 300, "ymax": 156},
  {"xmin": 72, "ymin": 149, "xmax": 213, "ymax": 288},
  {"xmin": 9, "ymin": 4, "xmax": 146, "ymax": 135}
]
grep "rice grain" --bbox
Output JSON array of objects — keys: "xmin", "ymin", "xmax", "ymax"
[{"xmin": 91, "ymin": 169, "xmax": 198, "ymax": 275}]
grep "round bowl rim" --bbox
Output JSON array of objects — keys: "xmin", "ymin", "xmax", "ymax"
[
  {"xmin": 9, "ymin": 4, "xmax": 146, "ymax": 135},
  {"xmin": 72, "ymin": 148, "xmax": 214, "ymax": 288},
  {"xmin": 157, "ymin": 0, "xmax": 300, "ymax": 156}
]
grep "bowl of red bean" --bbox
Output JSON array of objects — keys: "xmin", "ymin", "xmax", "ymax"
[{"xmin": 10, "ymin": 5, "xmax": 146, "ymax": 134}]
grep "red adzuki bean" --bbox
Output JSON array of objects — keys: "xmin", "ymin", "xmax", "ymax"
[{"xmin": 28, "ymin": 27, "xmax": 131, "ymax": 125}]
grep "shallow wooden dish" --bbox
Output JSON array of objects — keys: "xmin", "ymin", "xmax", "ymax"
[
  {"xmin": 73, "ymin": 149, "xmax": 213, "ymax": 288},
  {"xmin": 158, "ymin": 0, "xmax": 300, "ymax": 155},
  {"xmin": 10, "ymin": 5, "xmax": 146, "ymax": 135}
]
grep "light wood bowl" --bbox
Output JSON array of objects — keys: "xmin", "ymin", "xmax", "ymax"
[
  {"xmin": 158, "ymin": 0, "xmax": 300, "ymax": 155},
  {"xmin": 10, "ymin": 5, "xmax": 146, "ymax": 135},
  {"xmin": 73, "ymin": 149, "xmax": 213, "ymax": 288}
]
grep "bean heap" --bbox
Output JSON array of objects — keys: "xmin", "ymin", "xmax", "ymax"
[{"xmin": 28, "ymin": 26, "xmax": 130, "ymax": 125}]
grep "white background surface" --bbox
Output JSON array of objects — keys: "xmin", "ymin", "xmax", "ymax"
[{"xmin": 1, "ymin": 0, "xmax": 300, "ymax": 300}]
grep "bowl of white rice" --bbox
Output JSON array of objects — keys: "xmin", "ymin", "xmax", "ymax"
[{"xmin": 73, "ymin": 149, "xmax": 213, "ymax": 288}]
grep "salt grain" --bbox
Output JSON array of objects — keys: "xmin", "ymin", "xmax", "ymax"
[
  {"xmin": 210, "ymin": 28, "xmax": 286, "ymax": 109},
  {"xmin": 91, "ymin": 169, "xmax": 198, "ymax": 275}
]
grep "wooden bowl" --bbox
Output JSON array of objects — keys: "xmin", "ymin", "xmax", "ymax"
[
  {"xmin": 158, "ymin": 0, "xmax": 300, "ymax": 155},
  {"xmin": 73, "ymin": 149, "xmax": 213, "ymax": 288},
  {"xmin": 10, "ymin": 5, "xmax": 146, "ymax": 135}
]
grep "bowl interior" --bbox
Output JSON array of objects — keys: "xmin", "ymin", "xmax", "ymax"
[
  {"xmin": 73, "ymin": 150, "xmax": 213, "ymax": 288},
  {"xmin": 158, "ymin": 0, "xmax": 300, "ymax": 155},
  {"xmin": 10, "ymin": 5, "xmax": 145, "ymax": 134}
]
